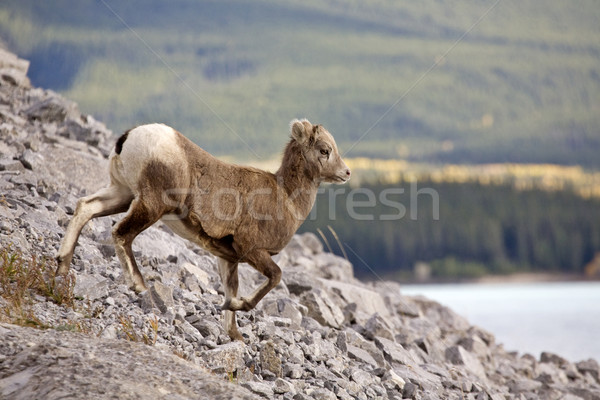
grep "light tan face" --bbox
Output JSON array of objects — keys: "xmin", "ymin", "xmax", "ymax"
[{"xmin": 290, "ymin": 119, "xmax": 351, "ymax": 184}]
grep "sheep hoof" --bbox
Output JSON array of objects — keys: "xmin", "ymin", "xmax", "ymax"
[
  {"xmin": 228, "ymin": 329, "xmax": 245, "ymax": 342},
  {"xmin": 131, "ymin": 282, "xmax": 148, "ymax": 294},
  {"xmin": 55, "ymin": 256, "xmax": 70, "ymax": 275}
]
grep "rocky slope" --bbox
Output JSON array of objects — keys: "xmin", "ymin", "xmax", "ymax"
[{"xmin": 1, "ymin": 47, "xmax": 599, "ymax": 400}]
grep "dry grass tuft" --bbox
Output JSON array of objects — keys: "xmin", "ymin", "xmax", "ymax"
[{"xmin": 0, "ymin": 246, "xmax": 75, "ymax": 327}]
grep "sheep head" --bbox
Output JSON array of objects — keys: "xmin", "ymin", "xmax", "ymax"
[{"xmin": 290, "ymin": 118, "xmax": 351, "ymax": 184}]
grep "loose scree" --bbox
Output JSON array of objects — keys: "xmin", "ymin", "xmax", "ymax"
[{"xmin": 56, "ymin": 119, "xmax": 351, "ymax": 340}]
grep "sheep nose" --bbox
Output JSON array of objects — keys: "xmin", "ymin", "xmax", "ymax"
[{"xmin": 345, "ymin": 169, "xmax": 351, "ymax": 177}]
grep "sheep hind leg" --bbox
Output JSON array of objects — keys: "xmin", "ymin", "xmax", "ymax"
[
  {"xmin": 112, "ymin": 198, "xmax": 163, "ymax": 293},
  {"xmin": 56, "ymin": 185, "xmax": 133, "ymax": 275},
  {"xmin": 217, "ymin": 258, "xmax": 244, "ymax": 341},
  {"xmin": 223, "ymin": 249, "xmax": 281, "ymax": 313}
]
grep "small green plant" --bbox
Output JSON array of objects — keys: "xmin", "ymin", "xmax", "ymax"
[{"xmin": 0, "ymin": 246, "xmax": 75, "ymax": 327}]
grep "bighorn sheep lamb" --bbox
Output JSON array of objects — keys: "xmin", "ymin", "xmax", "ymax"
[{"xmin": 56, "ymin": 119, "xmax": 351, "ymax": 340}]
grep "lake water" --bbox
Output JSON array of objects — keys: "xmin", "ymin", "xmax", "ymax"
[{"xmin": 401, "ymin": 281, "xmax": 600, "ymax": 363}]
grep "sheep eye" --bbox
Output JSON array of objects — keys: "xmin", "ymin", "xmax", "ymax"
[{"xmin": 320, "ymin": 149, "xmax": 330, "ymax": 157}]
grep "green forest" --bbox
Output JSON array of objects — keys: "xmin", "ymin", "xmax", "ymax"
[
  {"xmin": 1, "ymin": 0, "xmax": 599, "ymax": 166},
  {"xmin": 299, "ymin": 180, "xmax": 600, "ymax": 281}
]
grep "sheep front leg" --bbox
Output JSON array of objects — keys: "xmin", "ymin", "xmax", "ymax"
[
  {"xmin": 217, "ymin": 257, "xmax": 243, "ymax": 341},
  {"xmin": 56, "ymin": 185, "xmax": 133, "ymax": 275},
  {"xmin": 222, "ymin": 249, "xmax": 281, "ymax": 313}
]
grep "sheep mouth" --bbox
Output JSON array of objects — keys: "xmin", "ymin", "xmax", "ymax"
[{"xmin": 333, "ymin": 175, "xmax": 350, "ymax": 183}]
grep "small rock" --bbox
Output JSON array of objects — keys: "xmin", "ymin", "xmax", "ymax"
[
  {"xmin": 375, "ymin": 336, "xmax": 416, "ymax": 365},
  {"xmin": 201, "ymin": 341, "xmax": 246, "ymax": 374},
  {"xmin": 396, "ymin": 297, "xmax": 421, "ymax": 318},
  {"xmin": 364, "ymin": 313, "xmax": 395, "ymax": 341},
  {"xmin": 176, "ymin": 320, "xmax": 203, "ymax": 343},
  {"xmin": 149, "ymin": 281, "xmax": 174, "ymax": 313},
  {"xmin": 241, "ymin": 381, "xmax": 274, "ymax": 398},
  {"xmin": 0, "ymin": 158, "xmax": 25, "ymax": 172},
  {"xmin": 187, "ymin": 316, "xmax": 222, "ymax": 339},
  {"xmin": 259, "ymin": 340, "xmax": 282, "ymax": 378},
  {"xmin": 299, "ymin": 232, "xmax": 324, "ymax": 254},
  {"xmin": 576, "ymin": 359, "xmax": 600, "ymax": 382},
  {"xmin": 508, "ymin": 378, "xmax": 543, "ymax": 393},
  {"xmin": 540, "ymin": 352, "xmax": 569, "ymax": 367},
  {"xmin": 273, "ymin": 378, "xmax": 296, "ymax": 394},
  {"xmin": 284, "ymin": 271, "xmax": 315, "ymax": 295},
  {"xmin": 300, "ymin": 290, "xmax": 345, "ymax": 328},
  {"xmin": 19, "ymin": 149, "xmax": 42, "ymax": 170},
  {"xmin": 382, "ymin": 369, "xmax": 406, "ymax": 391},
  {"xmin": 308, "ymin": 387, "xmax": 337, "ymax": 400},
  {"xmin": 347, "ymin": 345, "xmax": 379, "ymax": 367},
  {"xmin": 445, "ymin": 345, "xmax": 487, "ymax": 381},
  {"xmin": 73, "ymin": 274, "xmax": 109, "ymax": 301},
  {"xmin": 403, "ymin": 382, "xmax": 418, "ymax": 399},
  {"xmin": 283, "ymin": 363, "xmax": 304, "ymax": 379}
]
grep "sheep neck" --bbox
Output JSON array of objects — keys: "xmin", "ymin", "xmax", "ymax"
[{"xmin": 275, "ymin": 140, "xmax": 319, "ymax": 220}]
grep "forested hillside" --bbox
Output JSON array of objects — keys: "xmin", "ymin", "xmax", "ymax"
[
  {"xmin": 299, "ymin": 180, "xmax": 600, "ymax": 280},
  {"xmin": 1, "ymin": 0, "xmax": 599, "ymax": 166}
]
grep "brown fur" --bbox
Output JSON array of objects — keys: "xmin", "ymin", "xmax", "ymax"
[{"xmin": 56, "ymin": 120, "xmax": 350, "ymax": 341}]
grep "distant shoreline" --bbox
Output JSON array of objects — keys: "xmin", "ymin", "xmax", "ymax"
[
  {"xmin": 400, "ymin": 272, "xmax": 600, "ymax": 286},
  {"xmin": 472, "ymin": 272, "xmax": 600, "ymax": 284}
]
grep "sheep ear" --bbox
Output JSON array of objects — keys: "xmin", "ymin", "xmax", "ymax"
[{"xmin": 290, "ymin": 119, "xmax": 315, "ymax": 146}]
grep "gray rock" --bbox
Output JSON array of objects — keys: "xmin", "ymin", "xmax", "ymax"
[
  {"xmin": 445, "ymin": 345, "xmax": 487, "ymax": 381},
  {"xmin": 19, "ymin": 149, "xmax": 43, "ymax": 170},
  {"xmin": 508, "ymin": 378, "xmax": 543, "ymax": 393},
  {"xmin": 261, "ymin": 298, "xmax": 304, "ymax": 328},
  {"xmin": 382, "ymin": 369, "xmax": 406, "ymax": 391},
  {"xmin": 284, "ymin": 271, "xmax": 316, "ymax": 295},
  {"xmin": 299, "ymin": 232, "xmax": 324, "ymax": 254},
  {"xmin": 0, "ymin": 158, "xmax": 25, "ymax": 172},
  {"xmin": 364, "ymin": 313, "xmax": 395, "ymax": 341},
  {"xmin": 320, "ymin": 278, "xmax": 393, "ymax": 323},
  {"xmin": 347, "ymin": 345, "xmax": 379, "ymax": 367},
  {"xmin": 149, "ymin": 282, "xmax": 174, "ymax": 313},
  {"xmin": 308, "ymin": 387, "xmax": 337, "ymax": 400},
  {"xmin": 577, "ymin": 359, "xmax": 600, "ymax": 382},
  {"xmin": 350, "ymin": 367, "xmax": 378, "ymax": 386},
  {"xmin": 181, "ymin": 261, "xmax": 216, "ymax": 294},
  {"xmin": 259, "ymin": 340, "xmax": 282, "ymax": 378},
  {"xmin": 569, "ymin": 387, "xmax": 600, "ymax": 400},
  {"xmin": 241, "ymin": 381, "xmax": 274, "ymax": 398},
  {"xmin": 396, "ymin": 297, "xmax": 421, "ymax": 318},
  {"xmin": 0, "ymin": 323, "xmax": 259, "ymax": 400},
  {"xmin": 283, "ymin": 363, "xmax": 304, "ymax": 379},
  {"xmin": 187, "ymin": 316, "xmax": 223, "ymax": 339},
  {"xmin": 273, "ymin": 378, "xmax": 296, "ymax": 394},
  {"xmin": 0, "ymin": 56, "xmax": 30, "ymax": 87},
  {"xmin": 300, "ymin": 290, "xmax": 344, "ymax": 328},
  {"xmin": 313, "ymin": 252, "xmax": 354, "ymax": 282},
  {"xmin": 345, "ymin": 328, "xmax": 386, "ymax": 367},
  {"xmin": 201, "ymin": 341, "xmax": 247, "ymax": 374},
  {"xmin": 403, "ymin": 382, "xmax": 418, "ymax": 399},
  {"xmin": 540, "ymin": 351, "xmax": 570, "ymax": 367},
  {"xmin": 375, "ymin": 336, "xmax": 417, "ymax": 366},
  {"xmin": 536, "ymin": 361, "xmax": 569, "ymax": 385},
  {"xmin": 73, "ymin": 274, "xmax": 109, "ymax": 301},
  {"xmin": 458, "ymin": 335, "xmax": 490, "ymax": 359},
  {"xmin": 175, "ymin": 319, "xmax": 203, "ymax": 343},
  {"xmin": 336, "ymin": 331, "xmax": 348, "ymax": 354}
]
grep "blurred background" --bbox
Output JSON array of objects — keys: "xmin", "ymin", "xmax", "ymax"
[{"xmin": 1, "ymin": 0, "xmax": 599, "ymax": 360}]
